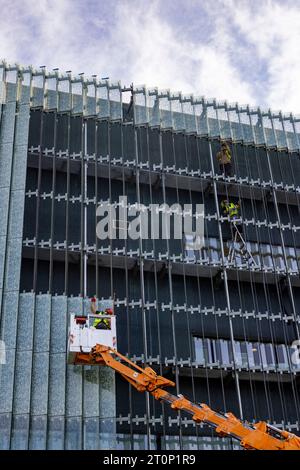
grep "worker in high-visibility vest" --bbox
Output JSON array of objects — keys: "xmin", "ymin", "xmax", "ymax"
[
  {"xmin": 221, "ymin": 199, "xmax": 240, "ymax": 220},
  {"xmin": 221, "ymin": 199, "xmax": 243, "ymax": 245},
  {"xmin": 90, "ymin": 297, "xmax": 112, "ymax": 330},
  {"xmin": 216, "ymin": 142, "xmax": 232, "ymax": 176}
]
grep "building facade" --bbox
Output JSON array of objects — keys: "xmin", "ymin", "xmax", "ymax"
[{"xmin": 0, "ymin": 61, "xmax": 300, "ymax": 450}]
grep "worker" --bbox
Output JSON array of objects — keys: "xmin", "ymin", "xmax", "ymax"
[
  {"xmin": 221, "ymin": 199, "xmax": 243, "ymax": 242},
  {"xmin": 90, "ymin": 297, "xmax": 112, "ymax": 330},
  {"xmin": 221, "ymin": 199, "xmax": 240, "ymax": 220},
  {"xmin": 216, "ymin": 141, "xmax": 232, "ymax": 176}
]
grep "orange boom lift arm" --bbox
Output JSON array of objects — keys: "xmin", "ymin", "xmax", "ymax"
[{"xmin": 78, "ymin": 344, "xmax": 300, "ymax": 451}]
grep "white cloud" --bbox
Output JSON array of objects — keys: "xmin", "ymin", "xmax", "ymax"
[
  {"xmin": 0, "ymin": 0, "xmax": 299, "ymax": 113},
  {"xmin": 227, "ymin": 0, "xmax": 300, "ymax": 113}
]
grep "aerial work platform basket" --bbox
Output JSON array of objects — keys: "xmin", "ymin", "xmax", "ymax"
[{"xmin": 67, "ymin": 299, "xmax": 116, "ymax": 365}]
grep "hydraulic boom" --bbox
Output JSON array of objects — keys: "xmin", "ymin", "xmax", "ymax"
[{"xmin": 77, "ymin": 344, "xmax": 300, "ymax": 451}]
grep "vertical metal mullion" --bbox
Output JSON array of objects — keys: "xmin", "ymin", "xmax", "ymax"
[
  {"xmin": 32, "ymin": 112, "xmax": 43, "ymax": 292},
  {"xmin": 134, "ymin": 124, "xmax": 151, "ymax": 449},
  {"xmin": 64, "ymin": 114, "xmax": 71, "ymax": 295},
  {"xmin": 175, "ymin": 131, "xmax": 202, "ymax": 449},
  {"xmin": 145, "ymin": 126, "xmax": 166, "ymax": 446},
  {"xmin": 95, "ymin": 122, "xmax": 99, "ymax": 298},
  {"xmin": 120, "ymin": 121, "xmax": 134, "ymax": 448},
  {"xmin": 208, "ymin": 140, "xmax": 243, "ymax": 419},
  {"xmin": 108, "ymin": 121, "xmax": 113, "ymax": 297},
  {"xmin": 80, "ymin": 117, "xmax": 85, "ymax": 297},
  {"xmin": 48, "ymin": 111, "xmax": 57, "ymax": 294},
  {"xmin": 63, "ymin": 112, "xmax": 72, "ymax": 450},
  {"xmin": 83, "ymin": 120, "xmax": 88, "ymax": 298},
  {"xmin": 27, "ymin": 108, "xmax": 44, "ymax": 450},
  {"xmin": 159, "ymin": 129, "xmax": 183, "ymax": 448}
]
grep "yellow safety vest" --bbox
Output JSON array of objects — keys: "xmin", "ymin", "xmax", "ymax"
[
  {"xmin": 222, "ymin": 202, "xmax": 239, "ymax": 219},
  {"xmin": 93, "ymin": 317, "xmax": 110, "ymax": 328},
  {"xmin": 224, "ymin": 149, "xmax": 231, "ymax": 162}
]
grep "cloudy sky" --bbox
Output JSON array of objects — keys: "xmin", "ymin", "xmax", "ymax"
[{"xmin": 0, "ymin": 0, "xmax": 300, "ymax": 113}]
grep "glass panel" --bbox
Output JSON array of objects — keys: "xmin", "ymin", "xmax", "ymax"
[
  {"xmin": 58, "ymin": 78, "xmax": 71, "ymax": 112},
  {"xmin": 133, "ymin": 88, "xmax": 148, "ymax": 125},
  {"xmin": 33, "ymin": 294, "xmax": 51, "ymax": 352},
  {"xmin": 85, "ymin": 83, "xmax": 96, "ymax": 116},
  {"xmin": 252, "ymin": 342, "xmax": 261, "ymax": 367},
  {"xmin": 29, "ymin": 415, "xmax": 47, "ymax": 450},
  {"xmin": 276, "ymin": 344, "xmax": 289, "ymax": 370},
  {"xmin": 182, "ymin": 98, "xmax": 196, "ymax": 133},
  {"xmin": 71, "ymin": 80, "xmax": 83, "ymax": 114},
  {"xmin": 48, "ymin": 353, "xmax": 66, "ymax": 416},
  {"xmin": 228, "ymin": 108, "xmax": 242, "ymax": 141},
  {"xmin": 194, "ymin": 337, "xmax": 205, "ymax": 364},
  {"xmin": 283, "ymin": 118, "xmax": 298, "ymax": 152},
  {"xmin": 203, "ymin": 338, "xmax": 213, "ymax": 364},
  {"xmin": 273, "ymin": 116, "xmax": 287, "ymax": 148},
  {"xmin": 0, "ymin": 413, "xmax": 11, "ymax": 449},
  {"xmin": 185, "ymin": 234, "xmax": 196, "ymax": 261},
  {"xmin": 66, "ymin": 365, "xmax": 83, "ymax": 417},
  {"xmin": 207, "ymin": 105, "xmax": 219, "ymax": 137},
  {"xmin": 50, "ymin": 295, "xmax": 67, "ymax": 353},
  {"xmin": 45, "ymin": 77, "xmax": 58, "ymax": 110},
  {"xmin": 47, "ymin": 416, "xmax": 64, "ymax": 450},
  {"xmin": 170, "ymin": 94, "xmax": 184, "ymax": 131},
  {"xmin": 31, "ymin": 352, "xmax": 49, "ymax": 415},
  {"xmin": 31, "ymin": 74, "xmax": 44, "ymax": 107},
  {"xmin": 239, "ymin": 110, "xmax": 254, "ymax": 143},
  {"xmin": 147, "ymin": 90, "xmax": 160, "ymax": 127},
  {"xmin": 13, "ymin": 351, "xmax": 32, "ymax": 415},
  {"xmin": 5, "ymin": 70, "xmax": 18, "ymax": 102},
  {"xmin": 261, "ymin": 243, "xmax": 273, "ymax": 269},
  {"xmin": 0, "ymin": 349, "xmax": 15, "ymax": 413},
  {"xmin": 97, "ymin": 83, "xmax": 110, "ymax": 118},
  {"xmin": 194, "ymin": 102, "xmax": 208, "ymax": 135},
  {"xmin": 10, "ymin": 414, "xmax": 29, "ymax": 450},
  {"xmin": 65, "ymin": 417, "xmax": 82, "ymax": 450},
  {"xmin": 251, "ymin": 112, "xmax": 265, "ymax": 145},
  {"xmin": 159, "ymin": 95, "xmax": 172, "ymax": 129},
  {"xmin": 83, "ymin": 367, "xmax": 100, "ymax": 418},
  {"xmin": 220, "ymin": 339, "xmax": 231, "ymax": 365},
  {"xmin": 246, "ymin": 343, "xmax": 255, "ymax": 368},
  {"xmin": 109, "ymin": 86, "xmax": 122, "ymax": 120},
  {"xmin": 262, "ymin": 115, "xmax": 276, "ymax": 147},
  {"xmin": 83, "ymin": 417, "xmax": 100, "ymax": 450},
  {"xmin": 265, "ymin": 343, "xmax": 276, "ymax": 367},
  {"xmin": 293, "ymin": 120, "xmax": 300, "ymax": 151},
  {"xmin": 218, "ymin": 107, "xmax": 231, "ymax": 139},
  {"xmin": 20, "ymin": 71, "xmax": 31, "ymax": 105},
  {"xmin": 234, "ymin": 341, "xmax": 243, "ymax": 367},
  {"xmin": 272, "ymin": 245, "xmax": 285, "ymax": 271}
]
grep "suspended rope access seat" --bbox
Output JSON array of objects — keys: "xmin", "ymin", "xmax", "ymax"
[
  {"xmin": 67, "ymin": 299, "xmax": 117, "ymax": 365},
  {"xmin": 227, "ymin": 222, "xmax": 258, "ymax": 267}
]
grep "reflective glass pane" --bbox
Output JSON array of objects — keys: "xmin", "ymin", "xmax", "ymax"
[
  {"xmin": 228, "ymin": 108, "xmax": 242, "ymax": 141},
  {"xmin": 239, "ymin": 111, "xmax": 254, "ymax": 143},
  {"xmin": 133, "ymin": 89, "xmax": 148, "ymax": 125},
  {"xmin": 159, "ymin": 96, "xmax": 172, "ymax": 129},
  {"xmin": 283, "ymin": 118, "xmax": 298, "ymax": 151},
  {"xmin": 262, "ymin": 115, "xmax": 276, "ymax": 147},
  {"xmin": 218, "ymin": 107, "xmax": 231, "ymax": 139},
  {"xmin": 207, "ymin": 105, "xmax": 219, "ymax": 137},
  {"xmin": 97, "ymin": 84, "xmax": 110, "ymax": 118}
]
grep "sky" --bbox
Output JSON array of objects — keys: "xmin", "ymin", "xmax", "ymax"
[{"xmin": 0, "ymin": 0, "xmax": 300, "ymax": 113}]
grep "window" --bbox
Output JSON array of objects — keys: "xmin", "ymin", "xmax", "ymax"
[
  {"xmin": 264, "ymin": 343, "xmax": 276, "ymax": 368},
  {"xmin": 184, "ymin": 234, "xmax": 196, "ymax": 261},
  {"xmin": 194, "ymin": 336, "xmax": 292, "ymax": 371},
  {"xmin": 275, "ymin": 344, "xmax": 289, "ymax": 369},
  {"xmin": 194, "ymin": 337, "xmax": 205, "ymax": 365}
]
